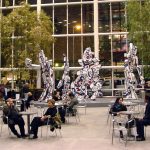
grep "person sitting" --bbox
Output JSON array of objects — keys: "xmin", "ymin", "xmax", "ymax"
[
  {"xmin": 135, "ymin": 96, "xmax": 150, "ymax": 141},
  {"xmin": 53, "ymin": 90, "xmax": 66, "ymax": 123},
  {"xmin": 66, "ymin": 92, "xmax": 79, "ymax": 116},
  {"xmin": 3, "ymin": 98, "xmax": 26, "ymax": 138},
  {"xmin": 110, "ymin": 97, "xmax": 127, "ymax": 138},
  {"xmin": 29, "ymin": 99, "xmax": 61, "ymax": 139},
  {"xmin": 110, "ymin": 97, "xmax": 127, "ymax": 116},
  {"xmin": 26, "ymin": 92, "xmax": 34, "ymax": 109}
]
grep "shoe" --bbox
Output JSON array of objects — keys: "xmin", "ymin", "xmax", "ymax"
[
  {"xmin": 15, "ymin": 134, "xmax": 21, "ymax": 138},
  {"xmin": 136, "ymin": 137, "xmax": 145, "ymax": 141},
  {"xmin": 21, "ymin": 134, "xmax": 28, "ymax": 138},
  {"xmin": 32, "ymin": 135, "xmax": 38, "ymax": 139},
  {"xmin": 29, "ymin": 134, "xmax": 38, "ymax": 139}
]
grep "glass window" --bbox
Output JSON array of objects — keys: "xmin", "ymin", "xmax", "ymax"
[
  {"xmin": 41, "ymin": 0, "xmax": 53, "ymax": 4},
  {"xmin": 83, "ymin": 36, "xmax": 94, "ymax": 52},
  {"xmin": 99, "ymin": 35, "xmax": 111, "ymax": 66},
  {"xmin": 2, "ymin": 0, "xmax": 13, "ymax": 6},
  {"xmin": 15, "ymin": 0, "xmax": 25, "ymax": 5},
  {"xmin": 54, "ymin": 37, "xmax": 67, "ymax": 65},
  {"xmin": 2, "ymin": 9, "xmax": 12, "ymax": 16},
  {"xmin": 112, "ymin": 2, "xmax": 126, "ymax": 32},
  {"xmin": 68, "ymin": 0, "xmax": 80, "ymax": 2},
  {"xmin": 54, "ymin": 6, "xmax": 67, "ymax": 34},
  {"xmin": 68, "ymin": 5, "xmax": 81, "ymax": 34},
  {"xmin": 28, "ymin": 0, "xmax": 37, "ymax": 4},
  {"xmin": 54, "ymin": 0, "xmax": 66, "ymax": 3},
  {"xmin": 83, "ymin": 4, "xmax": 94, "ymax": 33},
  {"xmin": 112, "ymin": 34, "xmax": 127, "ymax": 66},
  {"xmin": 41, "ymin": 6, "xmax": 52, "ymax": 18},
  {"xmin": 99, "ymin": 3, "xmax": 110, "ymax": 32},
  {"xmin": 68, "ymin": 36, "xmax": 81, "ymax": 67}
]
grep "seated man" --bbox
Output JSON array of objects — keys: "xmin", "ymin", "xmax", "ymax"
[
  {"xmin": 3, "ymin": 98, "xmax": 26, "ymax": 138},
  {"xmin": 29, "ymin": 99, "xmax": 61, "ymax": 139},
  {"xmin": 66, "ymin": 92, "xmax": 79, "ymax": 116},
  {"xmin": 136, "ymin": 96, "xmax": 150, "ymax": 141}
]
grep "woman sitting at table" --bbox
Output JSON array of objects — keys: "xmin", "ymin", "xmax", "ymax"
[
  {"xmin": 110, "ymin": 97, "xmax": 127, "ymax": 138},
  {"xmin": 110, "ymin": 97, "xmax": 127, "ymax": 116},
  {"xmin": 29, "ymin": 99, "xmax": 61, "ymax": 139}
]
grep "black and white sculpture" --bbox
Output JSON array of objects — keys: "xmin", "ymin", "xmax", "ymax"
[
  {"xmin": 71, "ymin": 47, "xmax": 103, "ymax": 100},
  {"xmin": 57, "ymin": 54, "xmax": 70, "ymax": 99},
  {"xmin": 25, "ymin": 50, "xmax": 54, "ymax": 101},
  {"xmin": 124, "ymin": 43, "xmax": 145, "ymax": 99}
]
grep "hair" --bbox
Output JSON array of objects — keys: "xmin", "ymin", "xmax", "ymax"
[
  {"xmin": 47, "ymin": 99, "xmax": 55, "ymax": 105},
  {"xmin": 115, "ymin": 97, "xmax": 123, "ymax": 104}
]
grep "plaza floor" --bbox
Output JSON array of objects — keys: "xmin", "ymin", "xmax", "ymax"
[{"xmin": 0, "ymin": 106, "xmax": 150, "ymax": 150}]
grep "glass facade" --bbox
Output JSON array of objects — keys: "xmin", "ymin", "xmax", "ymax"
[{"xmin": 0, "ymin": 0, "xmax": 129, "ymax": 95}]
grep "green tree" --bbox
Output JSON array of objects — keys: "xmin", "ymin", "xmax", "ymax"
[
  {"xmin": 0, "ymin": 2, "xmax": 54, "ymax": 82},
  {"xmin": 127, "ymin": 0, "xmax": 150, "ymax": 65},
  {"xmin": 1, "ymin": 3, "xmax": 54, "ymax": 68}
]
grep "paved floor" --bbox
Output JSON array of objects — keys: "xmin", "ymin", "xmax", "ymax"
[{"xmin": 0, "ymin": 107, "xmax": 150, "ymax": 150}]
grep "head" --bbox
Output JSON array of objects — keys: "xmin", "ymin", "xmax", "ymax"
[
  {"xmin": 28, "ymin": 92, "xmax": 32, "ymax": 96},
  {"xmin": 115, "ymin": 97, "xmax": 123, "ymax": 104},
  {"xmin": 47, "ymin": 99, "xmax": 55, "ymax": 108},
  {"xmin": 6, "ymin": 98, "xmax": 14, "ymax": 106}
]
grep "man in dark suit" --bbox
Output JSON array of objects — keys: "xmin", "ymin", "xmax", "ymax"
[
  {"xmin": 136, "ymin": 96, "xmax": 150, "ymax": 141},
  {"xmin": 3, "ymin": 98, "xmax": 26, "ymax": 138}
]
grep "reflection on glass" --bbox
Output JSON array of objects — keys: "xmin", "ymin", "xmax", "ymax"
[
  {"xmin": 54, "ymin": 6, "xmax": 67, "ymax": 34},
  {"xmin": 55, "ymin": 0, "xmax": 66, "ymax": 3},
  {"xmin": 112, "ymin": 34, "xmax": 127, "ymax": 66},
  {"xmin": 2, "ymin": 0, "xmax": 13, "ymax": 6},
  {"xmin": 99, "ymin": 35, "xmax": 111, "ymax": 66},
  {"xmin": 42, "ymin": 6, "xmax": 52, "ymax": 17},
  {"xmin": 28, "ymin": 0, "xmax": 37, "ymax": 4},
  {"xmin": 83, "ymin": 4, "xmax": 94, "ymax": 33},
  {"xmin": 54, "ymin": 37, "xmax": 67, "ymax": 64},
  {"xmin": 112, "ymin": 2, "xmax": 125, "ymax": 32},
  {"xmin": 68, "ymin": 5, "xmax": 81, "ymax": 34},
  {"xmin": 68, "ymin": 37, "xmax": 81, "ymax": 67},
  {"xmin": 41, "ymin": 0, "xmax": 53, "ymax": 4},
  {"xmin": 98, "ymin": 3, "xmax": 110, "ymax": 32}
]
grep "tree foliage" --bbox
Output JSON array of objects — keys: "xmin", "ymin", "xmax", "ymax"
[
  {"xmin": 0, "ymin": 3, "xmax": 54, "ymax": 68},
  {"xmin": 127, "ymin": 0, "xmax": 150, "ymax": 65}
]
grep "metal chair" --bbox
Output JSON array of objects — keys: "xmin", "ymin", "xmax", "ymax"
[
  {"xmin": 40, "ymin": 114, "xmax": 62, "ymax": 138},
  {"xmin": 76, "ymin": 99, "xmax": 87, "ymax": 115},
  {"xmin": 65, "ymin": 105, "xmax": 80, "ymax": 123},
  {"xmin": 111, "ymin": 114, "xmax": 136, "ymax": 147}
]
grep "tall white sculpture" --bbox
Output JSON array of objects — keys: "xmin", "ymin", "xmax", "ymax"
[
  {"xmin": 124, "ymin": 43, "xmax": 145, "ymax": 99},
  {"xmin": 72, "ymin": 47, "xmax": 103, "ymax": 100},
  {"xmin": 25, "ymin": 50, "xmax": 54, "ymax": 102},
  {"xmin": 57, "ymin": 54, "xmax": 70, "ymax": 99}
]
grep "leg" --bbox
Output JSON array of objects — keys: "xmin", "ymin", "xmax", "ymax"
[
  {"xmin": 8, "ymin": 122, "xmax": 21, "ymax": 138},
  {"xmin": 30, "ymin": 117, "xmax": 43, "ymax": 137},
  {"xmin": 17, "ymin": 117, "xmax": 26, "ymax": 137}
]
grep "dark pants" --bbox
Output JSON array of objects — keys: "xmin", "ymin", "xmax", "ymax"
[
  {"xmin": 30, "ymin": 117, "xmax": 55, "ymax": 136},
  {"xmin": 8, "ymin": 117, "xmax": 25, "ymax": 136},
  {"xmin": 136, "ymin": 118, "xmax": 150, "ymax": 138},
  {"xmin": 58, "ymin": 107, "xmax": 66, "ymax": 123}
]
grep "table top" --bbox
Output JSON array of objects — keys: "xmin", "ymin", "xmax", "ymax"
[
  {"xmin": 119, "ymin": 111, "xmax": 140, "ymax": 115},
  {"xmin": 19, "ymin": 111, "xmax": 37, "ymax": 115}
]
